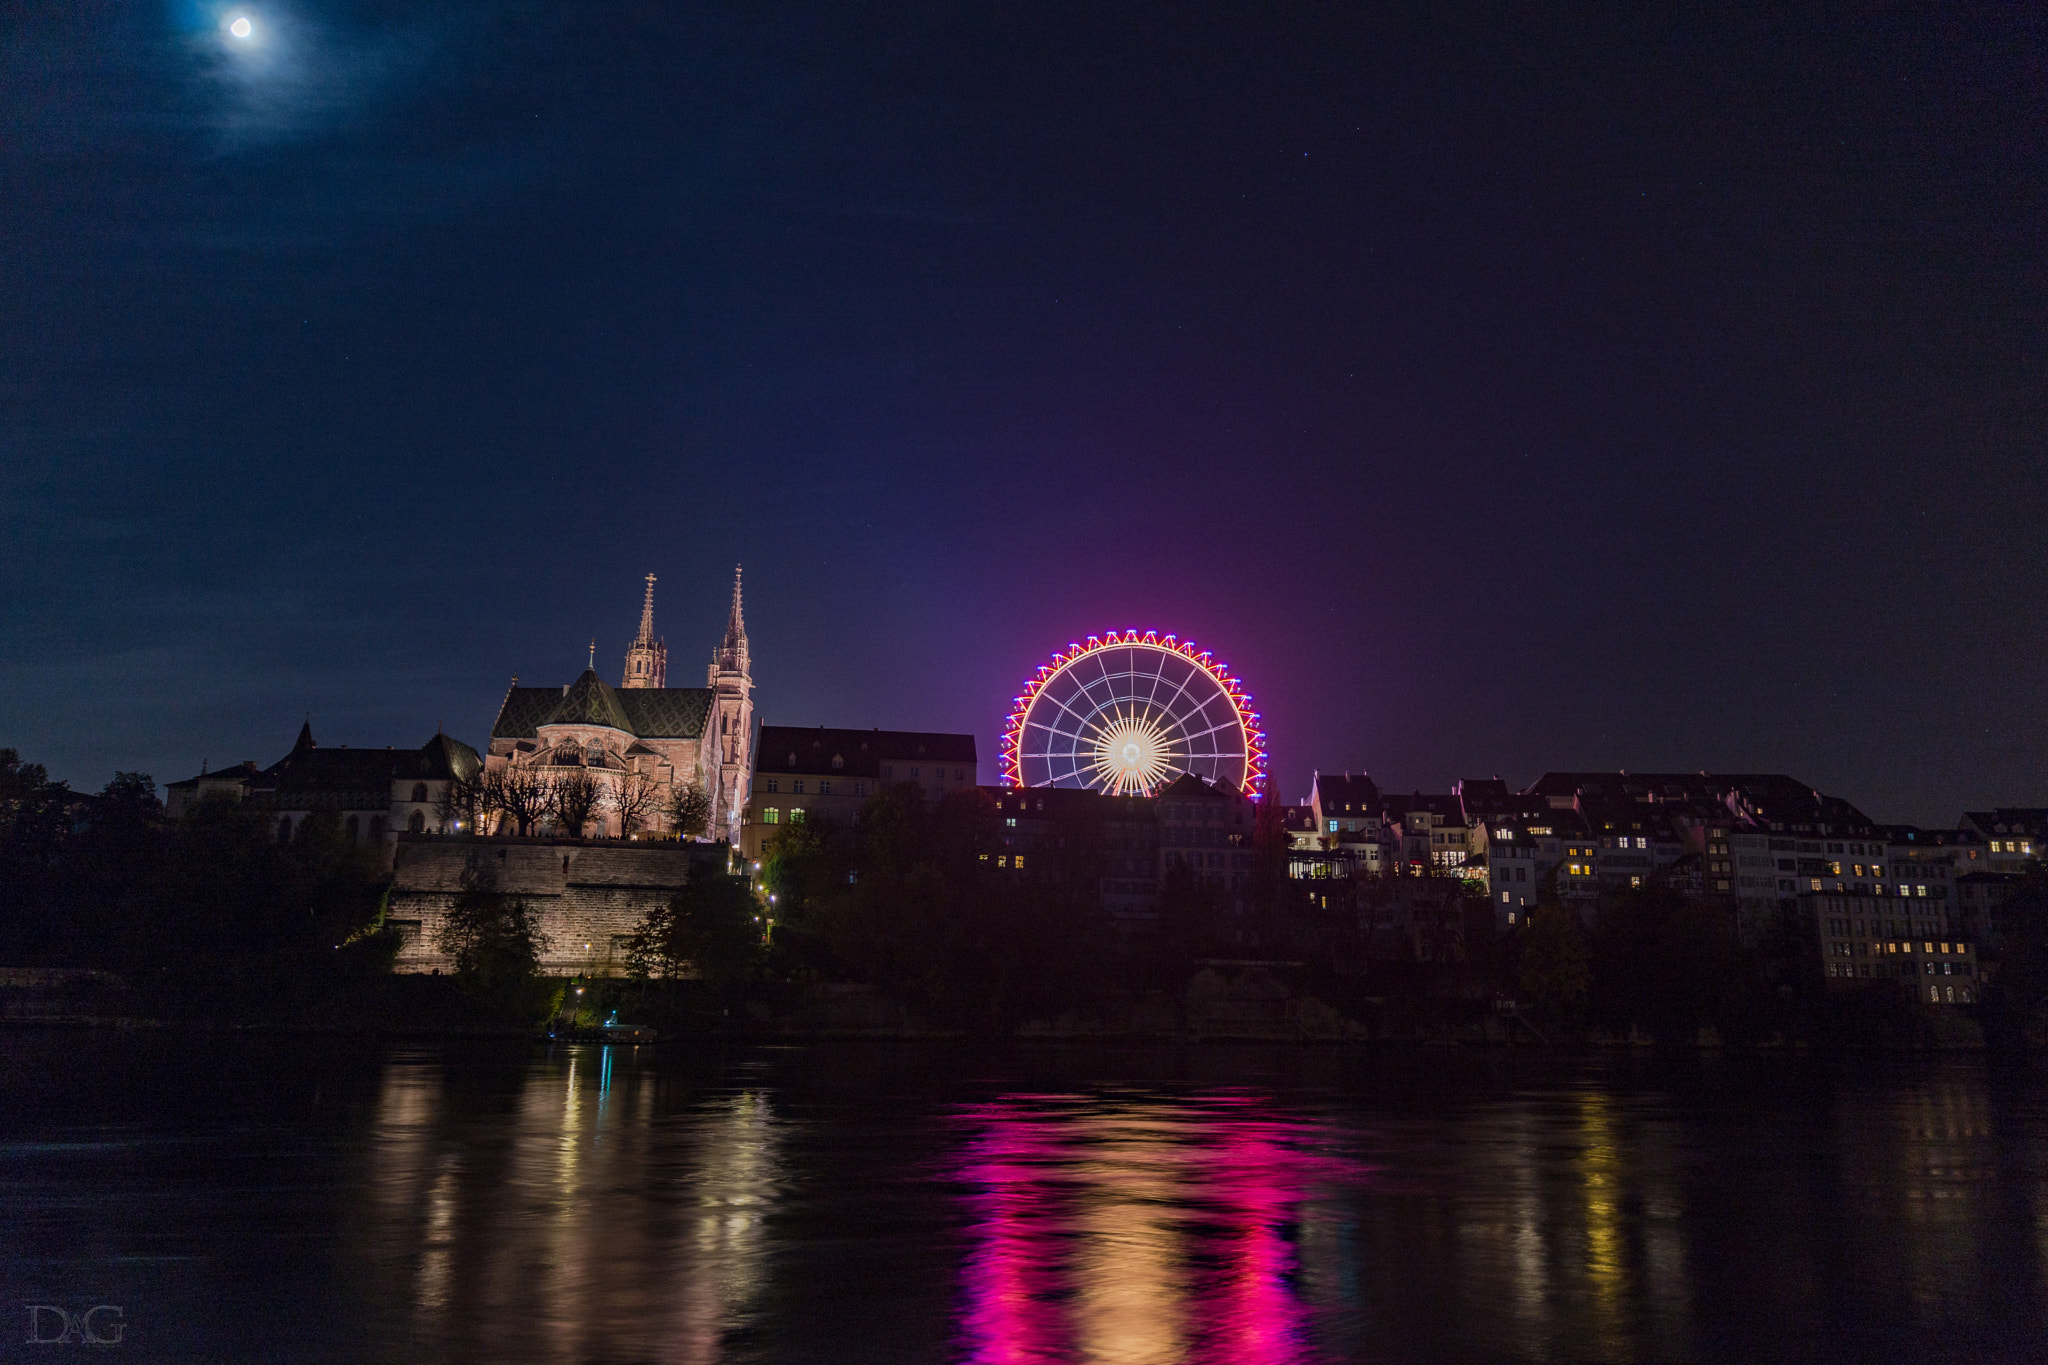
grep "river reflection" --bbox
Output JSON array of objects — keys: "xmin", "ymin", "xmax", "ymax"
[
  {"xmin": 953, "ymin": 1094, "xmax": 1363, "ymax": 1364},
  {"xmin": 5, "ymin": 1038, "xmax": 2048, "ymax": 1363},
  {"xmin": 357, "ymin": 1049, "xmax": 784, "ymax": 1363}
]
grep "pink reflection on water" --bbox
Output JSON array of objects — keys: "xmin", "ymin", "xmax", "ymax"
[{"xmin": 953, "ymin": 1092, "xmax": 1364, "ymax": 1365}]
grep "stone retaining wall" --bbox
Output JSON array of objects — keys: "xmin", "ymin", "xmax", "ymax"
[{"xmin": 387, "ymin": 836, "xmax": 722, "ymax": 976}]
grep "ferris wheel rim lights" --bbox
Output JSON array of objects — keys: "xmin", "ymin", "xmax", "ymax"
[{"xmin": 1001, "ymin": 629, "xmax": 1268, "ymax": 796}]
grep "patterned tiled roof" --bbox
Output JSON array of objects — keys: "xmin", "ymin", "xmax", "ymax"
[
  {"xmin": 491, "ymin": 674, "xmax": 711, "ymax": 740},
  {"xmin": 549, "ymin": 670, "xmax": 635, "ymax": 732},
  {"xmin": 616, "ymin": 688, "xmax": 712, "ymax": 739}
]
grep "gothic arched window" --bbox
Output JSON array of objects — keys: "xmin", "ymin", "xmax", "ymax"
[
  {"xmin": 411, "ymin": 782, "xmax": 428, "ymax": 803},
  {"xmin": 408, "ymin": 810, "xmax": 425, "ymax": 834}
]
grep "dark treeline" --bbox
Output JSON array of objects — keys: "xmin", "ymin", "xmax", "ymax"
[
  {"xmin": 0, "ymin": 751, "xmax": 388, "ymax": 968},
  {"xmin": 6, "ymin": 748, "xmax": 2047, "ymax": 1044},
  {"xmin": 0, "ymin": 750, "xmax": 486, "ymax": 1025}
]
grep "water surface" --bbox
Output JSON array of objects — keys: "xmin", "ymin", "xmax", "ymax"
[{"xmin": 3, "ymin": 1035, "xmax": 2045, "ymax": 1362}]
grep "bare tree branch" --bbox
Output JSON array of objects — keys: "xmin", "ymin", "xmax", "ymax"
[
  {"xmin": 608, "ymin": 770, "xmax": 663, "ymax": 837},
  {"xmin": 550, "ymin": 769, "xmax": 603, "ymax": 838}
]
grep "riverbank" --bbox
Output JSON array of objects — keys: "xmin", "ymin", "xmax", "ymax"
[{"xmin": 0, "ymin": 965, "xmax": 1999, "ymax": 1049}]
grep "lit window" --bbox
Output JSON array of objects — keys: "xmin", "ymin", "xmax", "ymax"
[
  {"xmin": 789, "ymin": 808, "xmax": 805, "ymax": 823},
  {"xmin": 1502, "ymin": 891, "xmax": 1511, "ymax": 902},
  {"xmin": 1014, "ymin": 856, "xmax": 1025, "ymax": 869},
  {"xmin": 1006, "ymin": 818, "xmax": 1016, "ymax": 827},
  {"xmin": 763, "ymin": 808, "xmax": 780, "ymax": 825}
]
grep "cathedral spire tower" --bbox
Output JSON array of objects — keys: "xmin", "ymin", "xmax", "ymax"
[
  {"xmin": 714, "ymin": 564, "xmax": 748, "ymax": 674},
  {"xmin": 707, "ymin": 563, "xmax": 754, "ymax": 843},
  {"xmin": 621, "ymin": 573, "xmax": 667, "ymax": 689}
]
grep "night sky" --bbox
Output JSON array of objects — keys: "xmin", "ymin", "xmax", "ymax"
[{"xmin": 4, "ymin": 3, "xmax": 2042, "ymax": 824}]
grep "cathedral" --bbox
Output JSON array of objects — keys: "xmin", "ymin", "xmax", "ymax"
[{"xmin": 484, "ymin": 570, "xmax": 756, "ymax": 843}]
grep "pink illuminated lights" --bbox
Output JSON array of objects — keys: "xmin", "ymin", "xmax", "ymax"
[
  {"xmin": 1002, "ymin": 629, "xmax": 1268, "ymax": 797},
  {"xmin": 951, "ymin": 1094, "xmax": 1364, "ymax": 1364}
]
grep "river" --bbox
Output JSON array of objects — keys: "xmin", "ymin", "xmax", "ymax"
[{"xmin": 3, "ymin": 1034, "xmax": 2045, "ymax": 1362}]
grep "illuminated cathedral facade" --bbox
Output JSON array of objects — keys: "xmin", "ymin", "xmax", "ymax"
[{"xmin": 483, "ymin": 570, "xmax": 756, "ymax": 843}]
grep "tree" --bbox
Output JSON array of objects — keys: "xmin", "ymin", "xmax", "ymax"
[
  {"xmin": 1588, "ymin": 886, "xmax": 1742, "ymax": 1039},
  {"xmin": 608, "ymin": 770, "xmax": 663, "ymax": 837},
  {"xmin": 495, "ymin": 766, "xmax": 551, "ymax": 837},
  {"xmin": 436, "ymin": 852, "xmax": 549, "ymax": 1008},
  {"xmin": 623, "ymin": 868, "xmax": 762, "ymax": 987},
  {"xmin": 1518, "ymin": 901, "xmax": 1590, "ymax": 1013},
  {"xmin": 436, "ymin": 771, "xmax": 489, "ymax": 834},
  {"xmin": 0, "ymin": 749, "xmax": 71, "ymax": 860},
  {"xmin": 550, "ymin": 770, "xmax": 603, "ymax": 838},
  {"xmin": 1981, "ymin": 865, "xmax": 2048, "ymax": 1048},
  {"xmin": 667, "ymin": 781, "xmax": 712, "ymax": 840}
]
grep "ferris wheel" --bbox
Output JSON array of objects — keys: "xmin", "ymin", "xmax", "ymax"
[{"xmin": 1003, "ymin": 630, "xmax": 1267, "ymax": 797}]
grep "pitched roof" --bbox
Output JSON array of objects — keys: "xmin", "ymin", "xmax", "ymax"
[
  {"xmin": 1962, "ymin": 809, "xmax": 2048, "ymax": 837},
  {"xmin": 1391, "ymin": 792, "xmax": 1465, "ymax": 822},
  {"xmin": 614, "ymin": 688, "xmax": 713, "ymax": 739},
  {"xmin": 1521, "ymin": 771, "xmax": 1872, "ymax": 830},
  {"xmin": 491, "ymin": 673, "xmax": 711, "ymax": 740},
  {"xmin": 1311, "ymin": 771, "xmax": 1381, "ymax": 813},
  {"xmin": 548, "ymin": 669, "xmax": 635, "ymax": 731},
  {"xmin": 1156, "ymin": 771, "xmax": 1248, "ymax": 804},
  {"xmin": 755, "ymin": 725, "xmax": 975, "ymax": 777}
]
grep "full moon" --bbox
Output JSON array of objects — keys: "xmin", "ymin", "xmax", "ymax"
[{"xmin": 229, "ymin": 15, "xmax": 252, "ymax": 38}]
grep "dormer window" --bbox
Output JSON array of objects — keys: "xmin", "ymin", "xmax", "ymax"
[{"xmin": 832, "ymin": 754, "xmax": 844, "ymax": 770}]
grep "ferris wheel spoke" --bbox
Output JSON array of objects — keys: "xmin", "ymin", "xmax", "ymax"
[{"xmin": 1009, "ymin": 639, "xmax": 1258, "ymax": 795}]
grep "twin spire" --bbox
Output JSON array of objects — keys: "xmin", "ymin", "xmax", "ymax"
[
  {"xmin": 634, "ymin": 573, "xmax": 658, "ymax": 649},
  {"xmin": 722, "ymin": 564, "xmax": 746, "ymax": 652},
  {"xmin": 620, "ymin": 572, "xmax": 668, "ymax": 689},
  {"xmin": 616, "ymin": 566, "xmax": 744, "ymax": 690}
]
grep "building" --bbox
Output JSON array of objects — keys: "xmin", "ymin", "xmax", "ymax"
[
  {"xmin": 163, "ymin": 723, "xmax": 483, "ymax": 866},
  {"xmin": 1309, "ymin": 772, "xmax": 1382, "ymax": 843},
  {"xmin": 1953, "ymin": 872, "xmax": 2026, "ymax": 946},
  {"xmin": 1386, "ymin": 792, "xmax": 1476, "ymax": 874},
  {"xmin": 740, "ymin": 726, "xmax": 978, "ymax": 860},
  {"xmin": 1805, "ymin": 891, "xmax": 1976, "ymax": 1005},
  {"xmin": 986, "ymin": 785, "xmax": 1161, "ymax": 919},
  {"xmin": 1960, "ymin": 809, "xmax": 2047, "ymax": 874},
  {"xmin": 1156, "ymin": 772, "xmax": 1259, "ymax": 905},
  {"xmin": 1281, "ymin": 805, "xmax": 1320, "ymax": 853},
  {"xmin": 1303, "ymin": 772, "xmax": 1388, "ymax": 876},
  {"xmin": 486, "ymin": 572, "xmax": 755, "ymax": 843}
]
